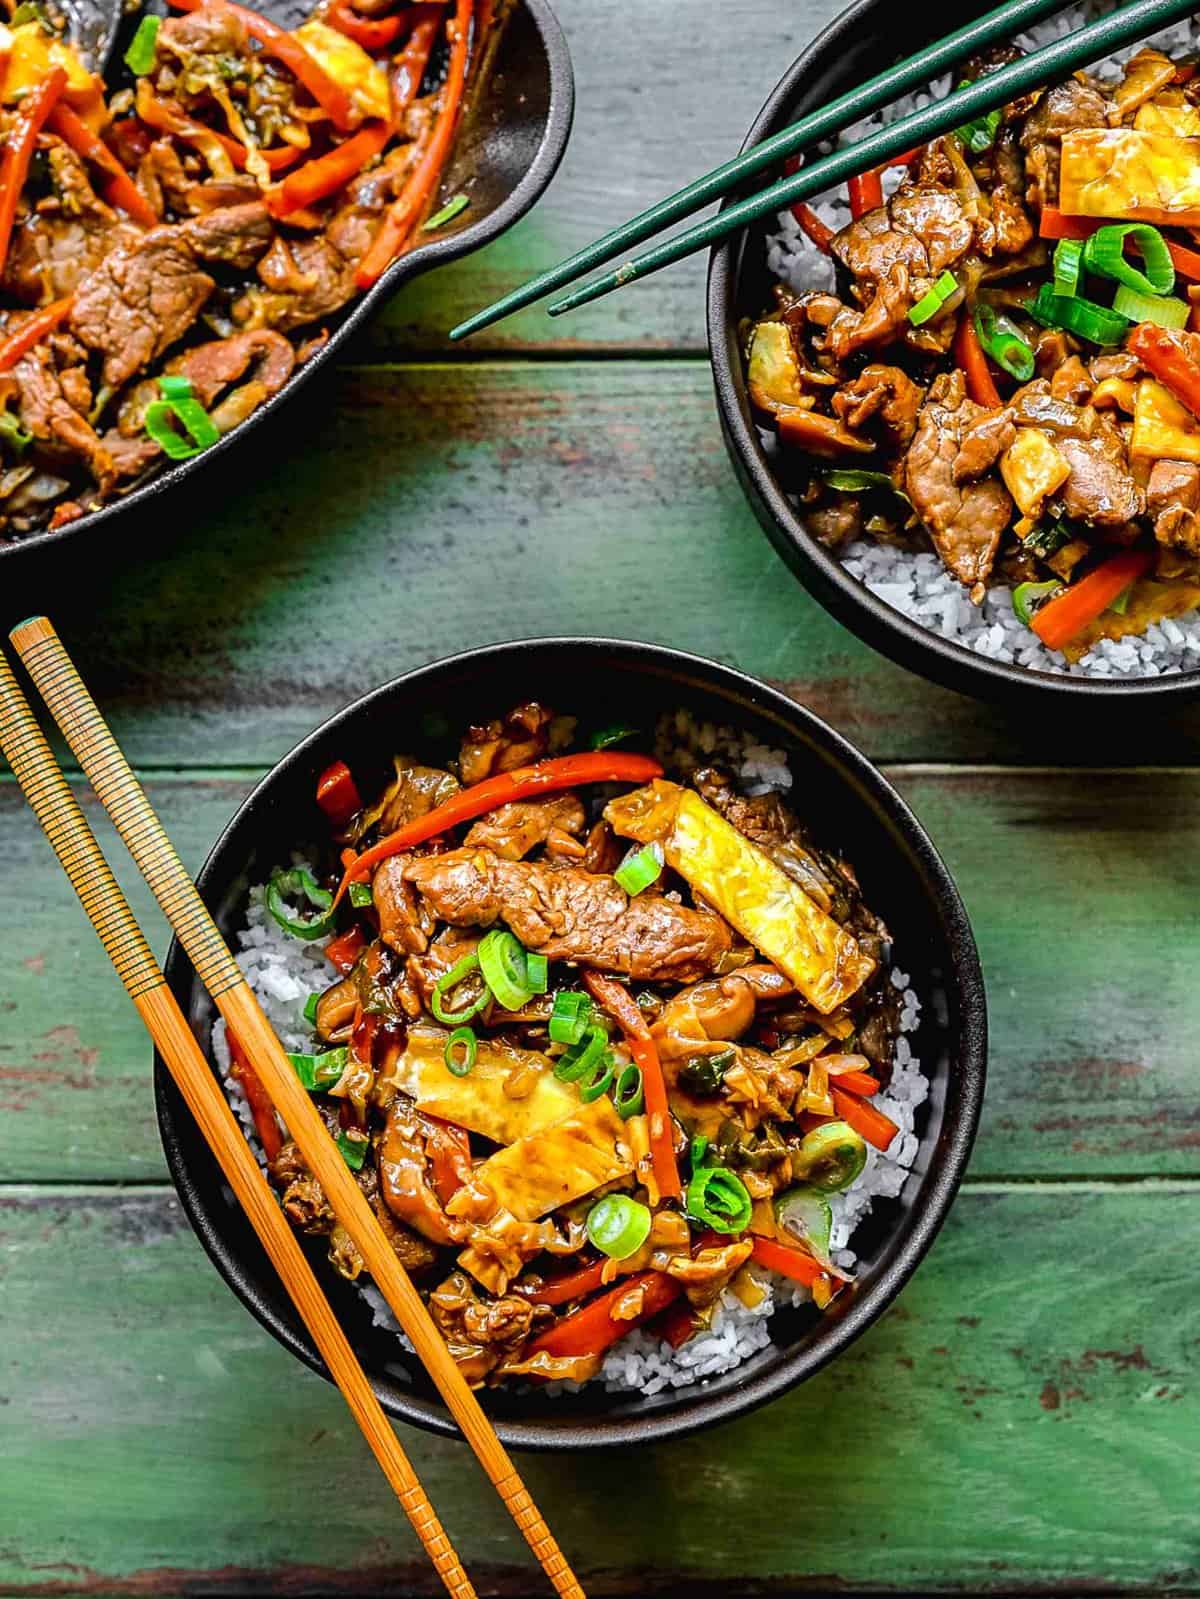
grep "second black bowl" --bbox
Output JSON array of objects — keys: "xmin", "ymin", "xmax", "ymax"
[
  {"xmin": 157, "ymin": 638, "xmax": 986, "ymax": 1449},
  {"xmin": 707, "ymin": 0, "xmax": 1200, "ymax": 709}
]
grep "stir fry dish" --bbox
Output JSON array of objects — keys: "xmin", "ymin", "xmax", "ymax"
[
  {"xmin": 0, "ymin": 0, "xmax": 486, "ymax": 541},
  {"xmin": 749, "ymin": 43, "xmax": 1200, "ymax": 661},
  {"xmin": 228, "ymin": 705, "xmax": 910, "ymax": 1388}
]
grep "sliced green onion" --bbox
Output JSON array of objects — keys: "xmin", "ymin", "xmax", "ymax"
[
  {"xmin": 124, "ymin": 13, "xmax": 161, "ymax": 73},
  {"xmin": 686, "ymin": 1162, "xmax": 753, "ymax": 1235},
  {"xmin": 266, "ymin": 865, "xmax": 337, "ymax": 940},
  {"xmin": 973, "ymin": 303, "xmax": 1035, "ymax": 382},
  {"xmin": 775, "ymin": 1186, "xmax": 833, "ymax": 1257},
  {"xmin": 348, "ymin": 880, "xmax": 374, "ymax": 908},
  {"xmin": 144, "ymin": 387, "xmax": 221, "ymax": 462},
  {"xmin": 689, "ymin": 1134, "xmax": 709, "ymax": 1171},
  {"xmin": 0, "ymin": 410, "xmax": 31, "ymax": 453},
  {"xmin": 302, "ymin": 991, "xmax": 320, "ymax": 1026},
  {"xmin": 614, "ymin": 841, "xmax": 664, "ymax": 897},
  {"xmin": 430, "ymin": 950, "xmax": 488, "ymax": 1026},
  {"xmin": 586, "ymin": 1194, "xmax": 652, "ymax": 1259},
  {"xmin": 822, "ymin": 467, "xmax": 911, "ymax": 504},
  {"xmin": 1053, "ymin": 237, "xmax": 1084, "ymax": 298},
  {"xmin": 287, "ymin": 1046, "xmax": 348, "ymax": 1091},
  {"xmin": 1022, "ymin": 519, "xmax": 1073, "ymax": 557},
  {"xmin": 1083, "ymin": 222, "xmax": 1174, "ymax": 297},
  {"xmin": 421, "ymin": 193, "xmax": 470, "ymax": 231},
  {"xmin": 554, "ymin": 1023, "xmax": 608, "ymax": 1083},
  {"xmin": 953, "ymin": 81, "xmax": 1002, "ymax": 154},
  {"xmin": 613, "ymin": 1062, "xmax": 645, "ymax": 1119},
  {"xmin": 578, "ymin": 1050, "xmax": 616, "ymax": 1103},
  {"xmin": 1012, "ymin": 579, "xmax": 1062, "ymax": 626},
  {"xmin": 12, "ymin": 1, "xmax": 51, "ymax": 28},
  {"xmin": 677, "ymin": 1046, "xmax": 736, "ymax": 1097},
  {"xmin": 1026, "ymin": 285, "xmax": 1130, "ymax": 346},
  {"xmin": 525, "ymin": 952, "xmax": 548, "ymax": 993},
  {"xmin": 548, "ymin": 990, "xmax": 592, "ymax": 1046},
  {"xmin": 478, "ymin": 928, "xmax": 533, "ymax": 1011},
  {"xmin": 908, "ymin": 269, "xmax": 958, "ymax": 328},
  {"xmin": 589, "ymin": 725, "xmax": 638, "ymax": 749},
  {"xmin": 444, "ymin": 1026, "xmax": 477, "ymax": 1077},
  {"xmin": 790, "ymin": 1121, "xmax": 868, "ymax": 1192},
  {"xmin": 1109, "ymin": 584, "xmax": 1134, "ymax": 616},
  {"xmin": 1111, "ymin": 283, "xmax": 1190, "ymax": 330},
  {"xmin": 335, "ymin": 1129, "xmax": 368, "ymax": 1171},
  {"xmin": 157, "ymin": 373, "xmax": 193, "ymax": 402}
]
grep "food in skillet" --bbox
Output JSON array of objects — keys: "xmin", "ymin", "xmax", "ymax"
[
  {"xmin": 751, "ymin": 24, "xmax": 1200, "ymax": 670},
  {"xmin": 0, "ymin": 0, "xmax": 486, "ymax": 542},
  {"xmin": 218, "ymin": 704, "xmax": 927, "ymax": 1391}
]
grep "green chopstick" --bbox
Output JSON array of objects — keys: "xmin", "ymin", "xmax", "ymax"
[
  {"xmin": 544, "ymin": 0, "xmax": 1196, "ymax": 318},
  {"xmin": 449, "ymin": 0, "xmax": 1075, "ymax": 340}
]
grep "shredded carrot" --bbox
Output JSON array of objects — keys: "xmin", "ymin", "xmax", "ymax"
[
  {"xmin": 328, "ymin": 0, "xmax": 406, "ymax": 50},
  {"xmin": 0, "ymin": 68, "xmax": 67, "ymax": 278},
  {"xmin": 268, "ymin": 120, "xmax": 390, "ymax": 217},
  {"xmin": 355, "ymin": 0, "xmax": 473, "ymax": 288},
  {"xmin": 954, "ymin": 308, "xmax": 1002, "ymax": 408},
  {"xmin": 227, "ymin": 1028, "xmax": 284, "ymax": 1160},
  {"xmin": 830, "ymin": 1068, "xmax": 881, "ymax": 1097},
  {"xmin": 830, "ymin": 1084, "xmax": 899, "ymax": 1152},
  {"xmin": 0, "ymin": 297, "xmax": 74, "ymax": 375},
  {"xmin": 47, "ymin": 103, "xmax": 158, "ymax": 227},
  {"xmin": 582, "ymin": 970, "xmax": 681, "ymax": 1201},
  {"xmin": 390, "ymin": 11, "xmax": 440, "ymax": 117},
  {"xmin": 513, "ymin": 1258, "xmax": 608, "ymax": 1307},
  {"xmin": 524, "ymin": 1271, "xmax": 680, "ymax": 1361},
  {"xmin": 1030, "ymin": 548, "xmax": 1153, "ymax": 653},
  {"xmin": 750, "ymin": 1235, "xmax": 830, "ymax": 1288}
]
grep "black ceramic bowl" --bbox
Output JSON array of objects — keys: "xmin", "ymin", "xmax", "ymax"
[
  {"xmin": 1, "ymin": 0, "xmax": 573, "ymax": 564},
  {"xmin": 708, "ymin": 0, "xmax": 1200, "ymax": 709},
  {"xmin": 157, "ymin": 638, "xmax": 986, "ymax": 1449}
]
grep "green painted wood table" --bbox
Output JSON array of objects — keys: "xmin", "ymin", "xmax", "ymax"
[{"xmin": 2, "ymin": 3, "xmax": 1198, "ymax": 1594}]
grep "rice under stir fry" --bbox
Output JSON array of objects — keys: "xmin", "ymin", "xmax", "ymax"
[
  {"xmin": 214, "ymin": 705, "xmax": 927, "ymax": 1394},
  {"xmin": 754, "ymin": 5, "xmax": 1200, "ymax": 677}
]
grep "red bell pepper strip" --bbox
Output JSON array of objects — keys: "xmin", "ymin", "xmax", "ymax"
[
  {"xmin": 425, "ymin": 1115, "xmax": 472, "ymax": 1206},
  {"xmin": 228, "ymin": 1028, "xmax": 284, "ymax": 1160},
  {"xmin": 328, "ymin": 0, "xmax": 406, "ymax": 50},
  {"xmin": 46, "ymin": 103, "xmax": 158, "ymax": 227},
  {"xmin": 325, "ymin": 923, "xmax": 367, "ymax": 973},
  {"xmin": 750, "ymin": 1235, "xmax": 829, "ymax": 1288},
  {"xmin": 830, "ymin": 1084, "xmax": 900, "ymax": 1152},
  {"xmin": 513, "ymin": 1258, "xmax": 609, "ymax": 1308},
  {"xmin": 848, "ymin": 169, "xmax": 884, "ymax": 219},
  {"xmin": 0, "ymin": 68, "xmax": 67, "ymax": 279},
  {"xmin": 582, "ymin": 970, "xmax": 681, "ymax": 1202},
  {"xmin": 167, "ymin": 0, "xmax": 359, "ymax": 131},
  {"xmin": 268, "ymin": 120, "xmax": 390, "ymax": 217},
  {"xmin": 829, "ymin": 1068, "xmax": 881, "ymax": 1097},
  {"xmin": 1129, "ymin": 319, "xmax": 1200, "ymax": 416},
  {"xmin": 315, "ymin": 758, "xmax": 363, "ymax": 827},
  {"xmin": 337, "ymin": 750, "xmax": 662, "ymax": 896},
  {"xmin": 1030, "ymin": 548, "xmax": 1153, "ymax": 653},
  {"xmin": 792, "ymin": 202, "xmax": 835, "ymax": 253},
  {"xmin": 390, "ymin": 11, "xmax": 441, "ymax": 117},
  {"xmin": 0, "ymin": 297, "xmax": 74, "ymax": 375},
  {"xmin": 355, "ymin": 0, "xmax": 472, "ymax": 288},
  {"xmin": 524, "ymin": 1271, "xmax": 681, "ymax": 1361},
  {"xmin": 954, "ymin": 308, "xmax": 1003, "ymax": 407},
  {"xmin": 653, "ymin": 1297, "xmax": 700, "ymax": 1349}
]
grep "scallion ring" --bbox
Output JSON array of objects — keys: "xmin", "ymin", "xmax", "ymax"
[
  {"xmin": 1083, "ymin": 222, "xmax": 1174, "ymax": 297},
  {"xmin": 266, "ymin": 865, "xmax": 337, "ymax": 940},
  {"xmin": 124, "ymin": 13, "xmax": 160, "ymax": 74},
  {"xmin": 1111, "ymin": 283, "xmax": 1190, "ymax": 330},
  {"xmin": 1026, "ymin": 284, "xmax": 1130, "ymax": 346},
  {"xmin": 302, "ymin": 991, "xmax": 320, "ymax": 1025},
  {"xmin": 525, "ymin": 952, "xmax": 549, "ymax": 993},
  {"xmin": 444, "ymin": 1026, "xmax": 478, "ymax": 1077},
  {"xmin": 685, "ymin": 1163, "xmax": 753, "ymax": 1235},
  {"xmin": 1012, "ymin": 578, "xmax": 1061, "ymax": 626},
  {"xmin": 287, "ymin": 1046, "xmax": 349, "ymax": 1091},
  {"xmin": 477, "ymin": 928, "xmax": 533, "ymax": 1011},
  {"xmin": 348, "ymin": 880, "xmax": 374, "ymax": 908},
  {"xmin": 335, "ymin": 1129, "xmax": 368, "ymax": 1170},
  {"xmin": 973, "ymin": 303, "xmax": 1035, "ymax": 382},
  {"xmin": 589, "ymin": 725, "xmax": 638, "ymax": 749},
  {"xmin": 548, "ymin": 990, "xmax": 592, "ymax": 1045},
  {"xmin": 1052, "ymin": 236, "xmax": 1083, "ymax": 298},
  {"xmin": 430, "ymin": 951, "xmax": 488, "ymax": 1026},
  {"xmin": 908, "ymin": 269, "xmax": 958, "ymax": 328},
  {"xmin": 613, "ymin": 1061, "xmax": 645, "ymax": 1119},
  {"xmin": 578, "ymin": 1051, "xmax": 616, "ymax": 1103},
  {"xmin": 586, "ymin": 1194, "xmax": 652, "ymax": 1259},
  {"xmin": 613, "ymin": 841, "xmax": 664, "ymax": 897},
  {"xmin": 554, "ymin": 1022, "xmax": 608, "ymax": 1083},
  {"xmin": 144, "ymin": 377, "xmax": 220, "ymax": 462}
]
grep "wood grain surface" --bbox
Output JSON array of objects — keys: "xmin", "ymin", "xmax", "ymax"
[{"xmin": 1, "ymin": 0, "xmax": 1197, "ymax": 1594}]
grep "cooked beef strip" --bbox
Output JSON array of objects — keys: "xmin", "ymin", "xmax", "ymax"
[
  {"xmin": 13, "ymin": 340, "xmax": 113, "ymax": 492},
  {"xmin": 168, "ymin": 328, "xmax": 295, "ymax": 407},
  {"xmin": 458, "ymin": 701, "xmax": 556, "ymax": 786},
  {"xmin": 905, "ymin": 370, "xmax": 1015, "ymax": 594},
  {"xmin": 806, "ymin": 494, "xmax": 864, "ymax": 550},
  {"xmin": 1056, "ymin": 416, "xmax": 1144, "ymax": 528},
  {"xmin": 1020, "ymin": 79, "xmax": 1109, "ymax": 207},
  {"xmin": 374, "ymin": 854, "xmax": 437, "ymax": 956},
  {"xmin": 1148, "ymin": 459, "xmax": 1200, "ymax": 554},
  {"xmin": 463, "ymin": 794, "xmax": 587, "ymax": 860},
  {"xmin": 3, "ymin": 140, "xmax": 140, "ymax": 305},
  {"xmin": 403, "ymin": 847, "xmax": 735, "ymax": 981},
  {"xmin": 831, "ymin": 364, "xmax": 924, "ymax": 448}
]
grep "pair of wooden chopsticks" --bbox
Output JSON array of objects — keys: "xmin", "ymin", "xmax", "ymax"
[
  {"xmin": 0, "ymin": 617, "xmax": 584, "ymax": 1599},
  {"xmin": 451, "ymin": 0, "xmax": 1196, "ymax": 336}
]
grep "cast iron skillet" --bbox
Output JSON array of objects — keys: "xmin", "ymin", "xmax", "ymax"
[
  {"xmin": 156, "ymin": 638, "xmax": 986, "ymax": 1450},
  {"xmin": 0, "ymin": 0, "xmax": 573, "ymax": 563},
  {"xmin": 708, "ymin": 0, "xmax": 1200, "ymax": 709}
]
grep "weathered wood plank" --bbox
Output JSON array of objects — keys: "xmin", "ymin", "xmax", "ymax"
[
  {"xmin": 0, "ymin": 1183, "xmax": 1194, "ymax": 1595},
  {"xmin": 3, "ymin": 769, "xmax": 1197, "ymax": 1183},
  {"xmin": 9, "ymin": 363, "xmax": 1200, "ymax": 770},
  {"xmin": 364, "ymin": 0, "xmax": 845, "ymax": 356}
]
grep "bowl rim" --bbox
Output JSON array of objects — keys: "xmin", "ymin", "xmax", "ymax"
[
  {"xmin": 157, "ymin": 636, "xmax": 987, "ymax": 1450},
  {"xmin": 705, "ymin": 0, "xmax": 1200, "ymax": 705},
  {"xmin": 0, "ymin": 0, "xmax": 575, "ymax": 563}
]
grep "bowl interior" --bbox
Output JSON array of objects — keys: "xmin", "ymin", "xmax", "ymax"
[
  {"xmin": 708, "ymin": 0, "xmax": 1200, "ymax": 703},
  {"xmin": 2, "ymin": 0, "xmax": 573, "ymax": 563},
  {"xmin": 157, "ymin": 640, "xmax": 985, "ymax": 1449}
]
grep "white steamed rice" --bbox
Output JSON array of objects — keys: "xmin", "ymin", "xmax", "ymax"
[
  {"xmin": 213, "ymin": 720, "xmax": 930, "ymax": 1395},
  {"xmin": 763, "ymin": 0, "xmax": 1200, "ymax": 679}
]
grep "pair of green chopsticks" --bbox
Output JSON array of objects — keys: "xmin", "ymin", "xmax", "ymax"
[{"xmin": 451, "ymin": 0, "xmax": 1196, "ymax": 339}]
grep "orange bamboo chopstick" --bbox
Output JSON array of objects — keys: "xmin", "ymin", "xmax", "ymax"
[
  {"xmin": 9, "ymin": 616, "xmax": 586, "ymax": 1599},
  {"xmin": 0, "ymin": 650, "xmax": 477, "ymax": 1599}
]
